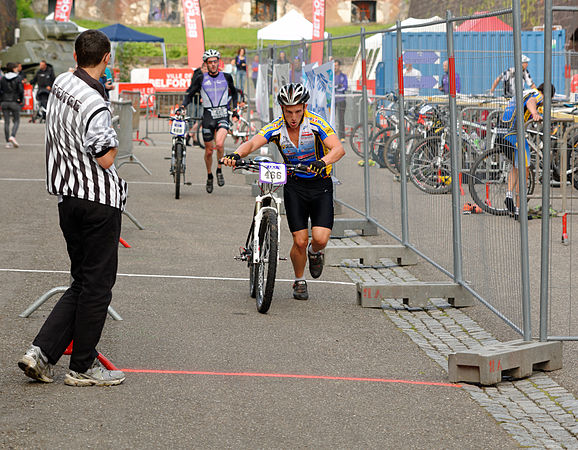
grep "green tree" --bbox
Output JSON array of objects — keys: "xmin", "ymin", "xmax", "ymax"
[{"xmin": 16, "ymin": 0, "xmax": 34, "ymax": 19}]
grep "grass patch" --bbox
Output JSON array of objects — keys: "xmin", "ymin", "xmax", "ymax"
[{"xmin": 72, "ymin": 21, "xmax": 393, "ymax": 76}]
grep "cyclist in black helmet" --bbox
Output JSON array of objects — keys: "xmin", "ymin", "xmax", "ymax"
[
  {"xmin": 221, "ymin": 83, "xmax": 345, "ymax": 301},
  {"xmin": 182, "ymin": 49, "xmax": 238, "ymax": 193}
]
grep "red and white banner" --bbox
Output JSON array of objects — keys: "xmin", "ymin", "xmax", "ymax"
[
  {"xmin": 310, "ymin": 0, "xmax": 326, "ymax": 65},
  {"xmin": 148, "ymin": 68, "xmax": 195, "ymax": 91},
  {"xmin": 182, "ymin": 0, "xmax": 205, "ymax": 68},
  {"xmin": 23, "ymin": 84, "xmax": 33, "ymax": 111},
  {"xmin": 54, "ymin": 0, "xmax": 73, "ymax": 22},
  {"xmin": 117, "ymin": 83, "xmax": 156, "ymax": 109}
]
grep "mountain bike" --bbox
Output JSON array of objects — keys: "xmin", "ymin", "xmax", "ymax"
[
  {"xmin": 159, "ymin": 108, "xmax": 191, "ymax": 199},
  {"xmin": 233, "ymin": 157, "xmax": 308, "ymax": 313}
]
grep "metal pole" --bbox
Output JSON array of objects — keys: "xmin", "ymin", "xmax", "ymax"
[
  {"xmin": 512, "ymin": 0, "xmax": 532, "ymax": 341},
  {"xmin": 539, "ymin": 0, "xmax": 553, "ymax": 342},
  {"xmin": 445, "ymin": 11, "xmax": 463, "ymax": 284},
  {"xmin": 360, "ymin": 27, "xmax": 371, "ymax": 219},
  {"xmin": 327, "ymin": 32, "xmax": 333, "ymax": 61},
  {"xmin": 396, "ymin": 21, "xmax": 409, "ymax": 246}
]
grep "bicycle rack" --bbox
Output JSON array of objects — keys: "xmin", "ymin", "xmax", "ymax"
[{"xmin": 19, "ymin": 285, "xmax": 123, "ymax": 321}]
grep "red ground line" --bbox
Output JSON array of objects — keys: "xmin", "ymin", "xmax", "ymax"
[{"xmin": 120, "ymin": 368, "xmax": 462, "ymax": 388}]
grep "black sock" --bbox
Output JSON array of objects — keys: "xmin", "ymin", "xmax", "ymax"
[
  {"xmin": 216, "ymin": 167, "xmax": 222, "ymax": 173},
  {"xmin": 207, "ymin": 173, "xmax": 213, "ymax": 179}
]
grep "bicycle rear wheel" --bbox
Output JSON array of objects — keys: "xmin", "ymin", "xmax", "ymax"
[
  {"xmin": 255, "ymin": 209, "xmax": 278, "ymax": 314},
  {"xmin": 349, "ymin": 122, "xmax": 376, "ymax": 158},
  {"xmin": 194, "ymin": 119, "xmax": 205, "ymax": 149},
  {"xmin": 174, "ymin": 142, "xmax": 183, "ymax": 199},
  {"xmin": 408, "ymin": 136, "xmax": 452, "ymax": 194},
  {"xmin": 469, "ymin": 146, "xmax": 516, "ymax": 215},
  {"xmin": 371, "ymin": 127, "xmax": 396, "ymax": 168}
]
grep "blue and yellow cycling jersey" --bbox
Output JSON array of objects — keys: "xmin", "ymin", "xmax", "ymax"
[
  {"xmin": 502, "ymin": 89, "xmax": 544, "ymax": 164},
  {"xmin": 258, "ymin": 109, "xmax": 336, "ymax": 178}
]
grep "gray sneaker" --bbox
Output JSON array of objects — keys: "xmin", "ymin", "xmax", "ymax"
[
  {"xmin": 64, "ymin": 359, "xmax": 126, "ymax": 387},
  {"xmin": 18, "ymin": 345, "xmax": 54, "ymax": 383},
  {"xmin": 308, "ymin": 250, "xmax": 325, "ymax": 279},
  {"xmin": 216, "ymin": 170, "xmax": 225, "ymax": 187},
  {"xmin": 293, "ymin": 280, "xmax": 309, "ymax": 300}
]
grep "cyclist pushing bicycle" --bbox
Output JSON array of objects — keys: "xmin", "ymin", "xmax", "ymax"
[
  {"xmin": 182, "ymin": 49, "xmax": 238, "ymax": 194},
  {"xmin": 221, "ymin": 83, "xmax": 345, "ymax": 301}
]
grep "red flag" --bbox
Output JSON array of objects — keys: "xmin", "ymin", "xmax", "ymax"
[
  {"xmin": 182, "ymin": 0, "xmax": 205, "ymax": 68},
  {"xmin": 54, "ymin": 0, "xmax": 73, "ymax": 22},
  {"xmin": 310, "ymin": 0, "xmax": 326, "ymax": 64}
]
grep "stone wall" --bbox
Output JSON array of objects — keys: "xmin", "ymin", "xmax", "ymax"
[{"xmin": 408, "ymin": 0, "xmax": 578, "ymax": 37}]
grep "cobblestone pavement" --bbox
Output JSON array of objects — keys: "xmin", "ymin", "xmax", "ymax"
[{"xmin": 329, "ymin": 234, "xmax": 578, "ymax": 449}]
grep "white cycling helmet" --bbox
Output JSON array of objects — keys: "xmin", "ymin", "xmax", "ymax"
[
  {"xmin": 203, "ymin": 49, "xmax": 221, "ymax": 61},
  {"xmin": 521, "ymin": 54, "xmax": 530, "ymax": 63},
  {"xmin": 277, "ymin": 83, "xmax": 310, "ymax": 106}
]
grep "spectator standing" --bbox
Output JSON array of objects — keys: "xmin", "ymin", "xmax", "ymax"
[
  {"xmin": 18, "ymin": 29, "xmax": 127, "ymax": 386},
  {"xmin": 251, "ymin": 54, "xmax": 259, "ymax": 88},
  {"xmin": 439, "ymin": 60, "xmax": 461, "ymax": 94},
  {"xmin": 98, "ymin": 65, "xmax": 114, "ymax": 100},
  {"xmin": 31, "ymin": 60, "xmax": 55, "ymax": 120},
  {"xmin": 403, "ymin": 63, "xmax": 422, "ymax": 97},
  {"xmin": 334, "ymin": 59, "xmax": 348, "ymax": 142},
  {"xmin": 184, "ymin": 60, "xmax": 207, "ymax": 146},
  {"xmin": 277, "ymin": 51, "xmax": 288, "ymax": 65},
  {"xmin": 235, "ymin": 48, "xmax": 247, "ymax": 93},
  {"xmin": 0, "ymin": 62, "xmax": 24, "ymax": 148},
  {"xmin": 490, "ymin": 54, "xmax": 536, "ymax": 97},
  {"xmin": 291, "ymin": 58, "xmax": 302, "ymax": 83}
]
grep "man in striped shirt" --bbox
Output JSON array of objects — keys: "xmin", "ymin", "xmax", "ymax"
[{"xmin": 18, "ymin": 30, "xmax": 127, "ymax": 387}]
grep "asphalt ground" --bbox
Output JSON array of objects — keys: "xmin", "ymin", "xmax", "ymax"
[{"xmin": 0, "ymin": 116, "xmax": 555, "ymax": 448}]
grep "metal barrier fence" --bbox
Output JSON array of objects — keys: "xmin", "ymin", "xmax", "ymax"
[{"xmin": 248, "ymin": 4, "xmax": 578, "ymax": 350}]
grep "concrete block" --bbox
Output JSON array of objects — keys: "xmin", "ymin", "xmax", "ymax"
[
  {"xmin": 448, "ymin": 340, "xmax": 563, "ymax": 386},
  {"xmin": 356, "ymin": 281, "xmax": 475, "ymax": 308},
  {"xmin": 331, "ymin": 218, "xmax": 378, "ymax": 237},
  {"xmin": 325, "ymin": 245, "xmax": 417, "ymax": 266}
]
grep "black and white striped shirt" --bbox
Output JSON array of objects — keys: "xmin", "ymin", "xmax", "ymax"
[{"xmin": 45, "ymin": 68, "xmax": 127, "ymax": 210}]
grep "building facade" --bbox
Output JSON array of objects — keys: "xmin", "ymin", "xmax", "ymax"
[{"xmin": 31, "ymin": 0, "xmax": 408, "ymax": 27}]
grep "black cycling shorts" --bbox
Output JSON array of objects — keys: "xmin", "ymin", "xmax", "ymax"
[
  {"xmin": 283, "ymin": 176, "xmax": 334, "ymax": 233},
  {"xmin": 202, "ymin": 110, "xmax": 230, "ymax": 142}
]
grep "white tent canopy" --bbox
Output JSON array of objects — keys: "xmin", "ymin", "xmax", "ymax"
[{"xmin": 257, "ymin": 9, "xmax": 328, "ymax": 46}]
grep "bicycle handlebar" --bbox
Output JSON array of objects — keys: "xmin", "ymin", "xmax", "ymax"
[
  {"xmin": 232, "ymin": 159, "xmax": 311, "ymax": 175},
  {"xmin": 158, "ymin": 114, "xmax": 193, "ymax": 121}
]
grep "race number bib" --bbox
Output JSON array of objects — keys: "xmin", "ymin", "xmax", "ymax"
[
  {"xmin": 259, "ymin": 162, "xmax": 287, "ymax": 185},
  {"xmin": 170, "ymin": 120, "xmax": 186, "ymax": 136},
  {"xmin": 210, "ymin": 106, "xmax": 228, "ymax": 119}
]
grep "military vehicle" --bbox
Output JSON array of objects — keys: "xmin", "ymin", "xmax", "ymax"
[{"xmin": 0, "ymin": 18, "xmax": 80, "ymax": 80}]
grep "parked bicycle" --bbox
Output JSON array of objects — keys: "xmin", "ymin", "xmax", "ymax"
[
  {"xmin": 159, "ymin": 108, "xmax": 191, "ymax": 199},
  {"xmin": 232, "ymin": 157, "xmax": 308, "ymax": 313}
]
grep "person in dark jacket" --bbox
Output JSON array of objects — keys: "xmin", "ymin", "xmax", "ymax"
[
  {"xmin": 31, "ymin": 60, "xmax": 55, "ymax": 121},
  {"xmin": 0, "ymin": 62, "xmax": 24, "ymax": 148}
]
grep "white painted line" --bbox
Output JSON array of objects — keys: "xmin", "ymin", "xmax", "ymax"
[
  {"xmin": 0, "ymin": 178, "xmax": 250, "ymax": 188},
  {"xmin": 0, "ymin": 268, "xmax": 355, "ymax": 286}
]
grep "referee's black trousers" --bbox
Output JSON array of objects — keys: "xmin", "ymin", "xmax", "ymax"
[{"xmin": 34, "ymin": 196, "xmax": 122, "ymax": 373}]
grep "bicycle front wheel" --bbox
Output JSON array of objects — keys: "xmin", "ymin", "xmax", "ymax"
[
  {"xmin": 255, "ymin": 209, "xmax": 278, "ymax": 314},
  {"xmin": 174, "ymin": 142, "xmax": 183, "ymax": 199}
]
